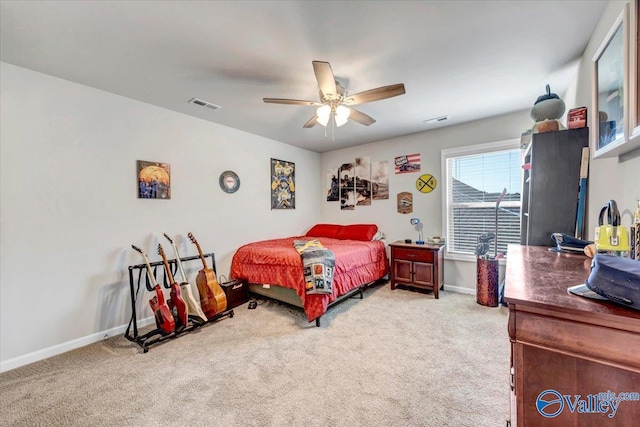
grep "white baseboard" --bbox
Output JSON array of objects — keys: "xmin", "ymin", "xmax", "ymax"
[
  {"xmin": 0, "ymin": 316, "xmax": 155, "ymax": 373},
  {"xmin": 443, "ymin": 284, "xmax": 476, "ymax": 295},
  {"xmin": 2, "ymin": 284, "xmax": 478, "ymax": 372}
]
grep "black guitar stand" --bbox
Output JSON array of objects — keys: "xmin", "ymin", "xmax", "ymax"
[{"xmin": 125, "ymin": 252, "xmax": 234, "ymax": 353}]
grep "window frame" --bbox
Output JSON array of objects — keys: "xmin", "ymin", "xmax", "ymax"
[
  {"xmin": 630, "ymin": 0, "xmax": 640, "ymax": 141},
  {"xmin": 441, "ymin": 138, "xmax": 522, "ymax": 263}
]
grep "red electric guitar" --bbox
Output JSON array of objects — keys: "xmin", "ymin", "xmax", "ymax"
[
  {"xmin": 131, "ymin": 245, "xmax": 175, "ymax": 334},
  {"xmin": 163, "ymin": 233, "xmax": 208, "ymax": 324},
  {"xmin": 188, "ymin": 232, "xmax": 227, "ymax": 317},
  {"xmin": 157, "ymin": 243, "xmax": 189, "ymax": 330}
]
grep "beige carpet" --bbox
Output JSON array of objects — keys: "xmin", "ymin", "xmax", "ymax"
[{"xmin": 0, "ymin": 282, "xmax": 510, "ymax": 426}]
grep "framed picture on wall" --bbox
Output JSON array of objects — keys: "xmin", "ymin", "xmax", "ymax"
[
  {"xmin": 137, "ymin": 160, "xmax": 171, "ymax": 199},
  {"xmin": 271, "ymin": 158, "xmax": 295, "ymax": 209}
]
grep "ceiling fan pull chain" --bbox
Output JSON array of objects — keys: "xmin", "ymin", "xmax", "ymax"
[{"xmin": 332, "ymin": 115, "xmax": 336, "ymax": 142}]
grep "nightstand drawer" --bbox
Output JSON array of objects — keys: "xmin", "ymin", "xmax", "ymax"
[{"xmin": 393, "ymin": 248, "xmax": 434, "ymax": 263}]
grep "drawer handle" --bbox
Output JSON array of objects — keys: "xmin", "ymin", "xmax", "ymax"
[{"xmin": 407, "ymin": 254, "xmax": 416, "ymax": 257}]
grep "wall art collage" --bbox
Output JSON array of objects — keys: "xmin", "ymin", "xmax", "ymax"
[
  {"xmin": 327, "ymin": 153, "xmax": 426, "ymax": 212},
  {"xmin": 327, "ymin": 157, "xmax": 390, "ymax": 210}
]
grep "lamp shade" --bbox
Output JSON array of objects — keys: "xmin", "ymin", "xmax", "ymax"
[
  {"xmin": 316, "ymin": 105, "xmax": 331, "ymax": 126},
  {"xmin": 335, "ymin": 105, "xmax": 351, "ymax": 127}
]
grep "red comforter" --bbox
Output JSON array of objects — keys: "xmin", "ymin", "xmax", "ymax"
[{"xmin": 230, "ymin": 236, "xmax": 389, "ymax": 322}]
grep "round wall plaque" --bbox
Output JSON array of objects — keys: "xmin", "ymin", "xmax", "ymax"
[
  {"xmin": 219, "ymin": 170, "xmax": 240, "ymax": 193},
  {"xmin": 416, "ymin": 174, "xmax": 437, "ymax": 193}
]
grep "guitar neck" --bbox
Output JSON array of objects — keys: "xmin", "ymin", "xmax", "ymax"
[
  {"xmin": 158, "ymin": 246, "xmax": 176, "ymax": 285},
  {"xmin": 170, "ymin": 243, "xmax": 189, "ymax": 283},
  {"xmin": 194, "ymin": 242, "xmax": 208, "ymax": 270},
  {"xmin": 140, "ymin": 254, "xmax": 160, "ymax": 289},
  {"xmin": 188, "ymin": 233, "xmax": 209, "ymax": 270}
]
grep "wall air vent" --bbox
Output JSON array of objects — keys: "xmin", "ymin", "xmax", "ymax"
[
  {"xmin": 423, "ymin": 115, "xmax": 449, "ymax": 125},
  {"xmin": 188, "ymin": 98, "xmax": 221, "ymax": 111}
]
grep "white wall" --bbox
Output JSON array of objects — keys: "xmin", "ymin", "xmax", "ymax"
[
  {"xmin": 0, "ymin": 62, "xmax": 321, "ymax": 369},
  {"xmin": 321, "ymin": 111, "xmax": 532, "ymax": 292}
]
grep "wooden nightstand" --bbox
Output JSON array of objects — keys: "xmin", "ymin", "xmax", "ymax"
[{"xmin": 389, "ymin": 241, "xmax": 444, "ymax": 298}]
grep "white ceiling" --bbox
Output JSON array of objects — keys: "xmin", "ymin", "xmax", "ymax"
[{"xmin": 0, "ymin": 1, "xmax": 608, "ymax": 153}]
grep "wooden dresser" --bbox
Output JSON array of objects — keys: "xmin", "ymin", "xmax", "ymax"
[{"xmin": 505, "ymin": 245, "xmax": 640, "ymax": 426}]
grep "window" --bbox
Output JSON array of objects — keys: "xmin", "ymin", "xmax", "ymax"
[{"xmin": 441, "ymin": 139, "xmax": 522, "ymax": 260}]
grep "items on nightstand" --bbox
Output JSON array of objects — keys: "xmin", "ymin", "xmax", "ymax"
[{"xmin": 409, "ymin": 218, "xmax": 424, "ymax": 244}]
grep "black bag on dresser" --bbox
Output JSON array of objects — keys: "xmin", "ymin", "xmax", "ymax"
[
  {"xmin": 585, "ymin": 254, "xmax": 640, "ymax": 311},
  {"xmin": 219, "ymin": 276, "xmax": 249, "ymax": 309}
]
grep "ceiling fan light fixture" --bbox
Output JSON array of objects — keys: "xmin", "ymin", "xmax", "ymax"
[
  {"xmin": 316, "ymin": 105, "xmax": 331, "ymax": 126},
  {"xmin": 264, "ymin": 61, "xmax": 406, "ymax": 135},
  {"xmin": 335, "ymin": 105, "xmax": 350, "ymax": 127}
]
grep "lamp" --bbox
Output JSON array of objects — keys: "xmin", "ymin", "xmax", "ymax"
[
  {"xmin": 316, "ymin": 104, "xmax": 351, "ymax": 127},
  {"xmin": 410, "ymin": 218, "xmax": 425, "ymax": 244},
  {"xmin": 316, "ymin": 105, "xmax": 331, "ymax": 126},
  {"xmin": 335, "ymin": 105, "xmax": 350, "ymax": 127}
]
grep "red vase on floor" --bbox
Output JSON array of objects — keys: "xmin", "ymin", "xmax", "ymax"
[{"xmin": 477, "ymin": 258, "xmax": 499, "ymax": 307}]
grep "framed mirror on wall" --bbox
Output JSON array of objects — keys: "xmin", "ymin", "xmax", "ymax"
[
  {"xmin": 593, "ymin": 2, "xmax": 640, "ymax": 158},
  {"xmin": 630, "ymin": 0, "xmax": 640, "ymax": 141},
  {"xmin": 592, "ymin": 4, "xmax": 627, "ymax": 157}
]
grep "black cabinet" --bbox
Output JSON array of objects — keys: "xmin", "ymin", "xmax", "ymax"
[{"xmin": 520, "ymin": 128, "xmax": 589, "ymax": 246}]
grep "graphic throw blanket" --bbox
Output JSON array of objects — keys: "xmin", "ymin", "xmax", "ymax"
[{"xmin": 293, "ymin": 239, "xmax": 335, "ymax": 295}]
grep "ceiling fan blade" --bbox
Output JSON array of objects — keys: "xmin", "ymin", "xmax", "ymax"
[
  {"xmin": 263, "ymin": 98, "xmax": 320, "ymax": 106},
  {"xmin": 344, "ymin": 83, "xmax": 406, "ymax": 105},
  {"xmin": 303, "ymin": 114, "xmax": 318, "ymax": 128},
  {"xmin": 349, "ymin": 108, "xmax": 376, "ymax": 126},
  {"xmin": 312, "ymin": 61, "xmax": 337, "ymax": 100}
]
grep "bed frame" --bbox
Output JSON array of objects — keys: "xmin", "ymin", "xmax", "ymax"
[{"xmin": 248, "ymin": 279, "xmax": 384, "ymax": 326}]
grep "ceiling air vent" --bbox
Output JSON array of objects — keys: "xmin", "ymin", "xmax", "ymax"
[
  {"xmin": 423, "ymin": 115, "xmax": 449, "ymax": 125},
  {"xmin": 188, "ymin": 98, "xmax": 221, "ymax": 111}
]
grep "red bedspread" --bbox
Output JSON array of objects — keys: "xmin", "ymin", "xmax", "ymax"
[{"xmin": 230, "ymin": 236, "xmax": 389, "ymax": 322}]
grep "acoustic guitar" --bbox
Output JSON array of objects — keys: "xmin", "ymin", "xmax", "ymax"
[
  {"xmin": 163, "ymin": 233, "xmax": 208, "ymax": 324},
  {"xmin": 187, "ymin": 232, "xmax": 227, "ymax": 316},
  {"xmin": 157, "ymin": 243, "xmax": 189, "ymax": 329},
  {"xmin": 131, "ymin": 245, "xmax": 175, "ymax": 334}
]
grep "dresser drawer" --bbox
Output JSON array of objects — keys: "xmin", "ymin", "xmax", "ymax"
[{"xmin": 393, "ymin": 248, "xmax": 434, "ymax": 263}]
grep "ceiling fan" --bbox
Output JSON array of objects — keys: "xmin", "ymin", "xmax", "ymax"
[{"xmin": 263, "ymin": 60, "xmax": 406, "ymax": 130}]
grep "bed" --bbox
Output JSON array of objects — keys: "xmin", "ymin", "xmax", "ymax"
[{"xmin": 230, "ymin": 224, "xmax": 389, "ymax": 326}]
